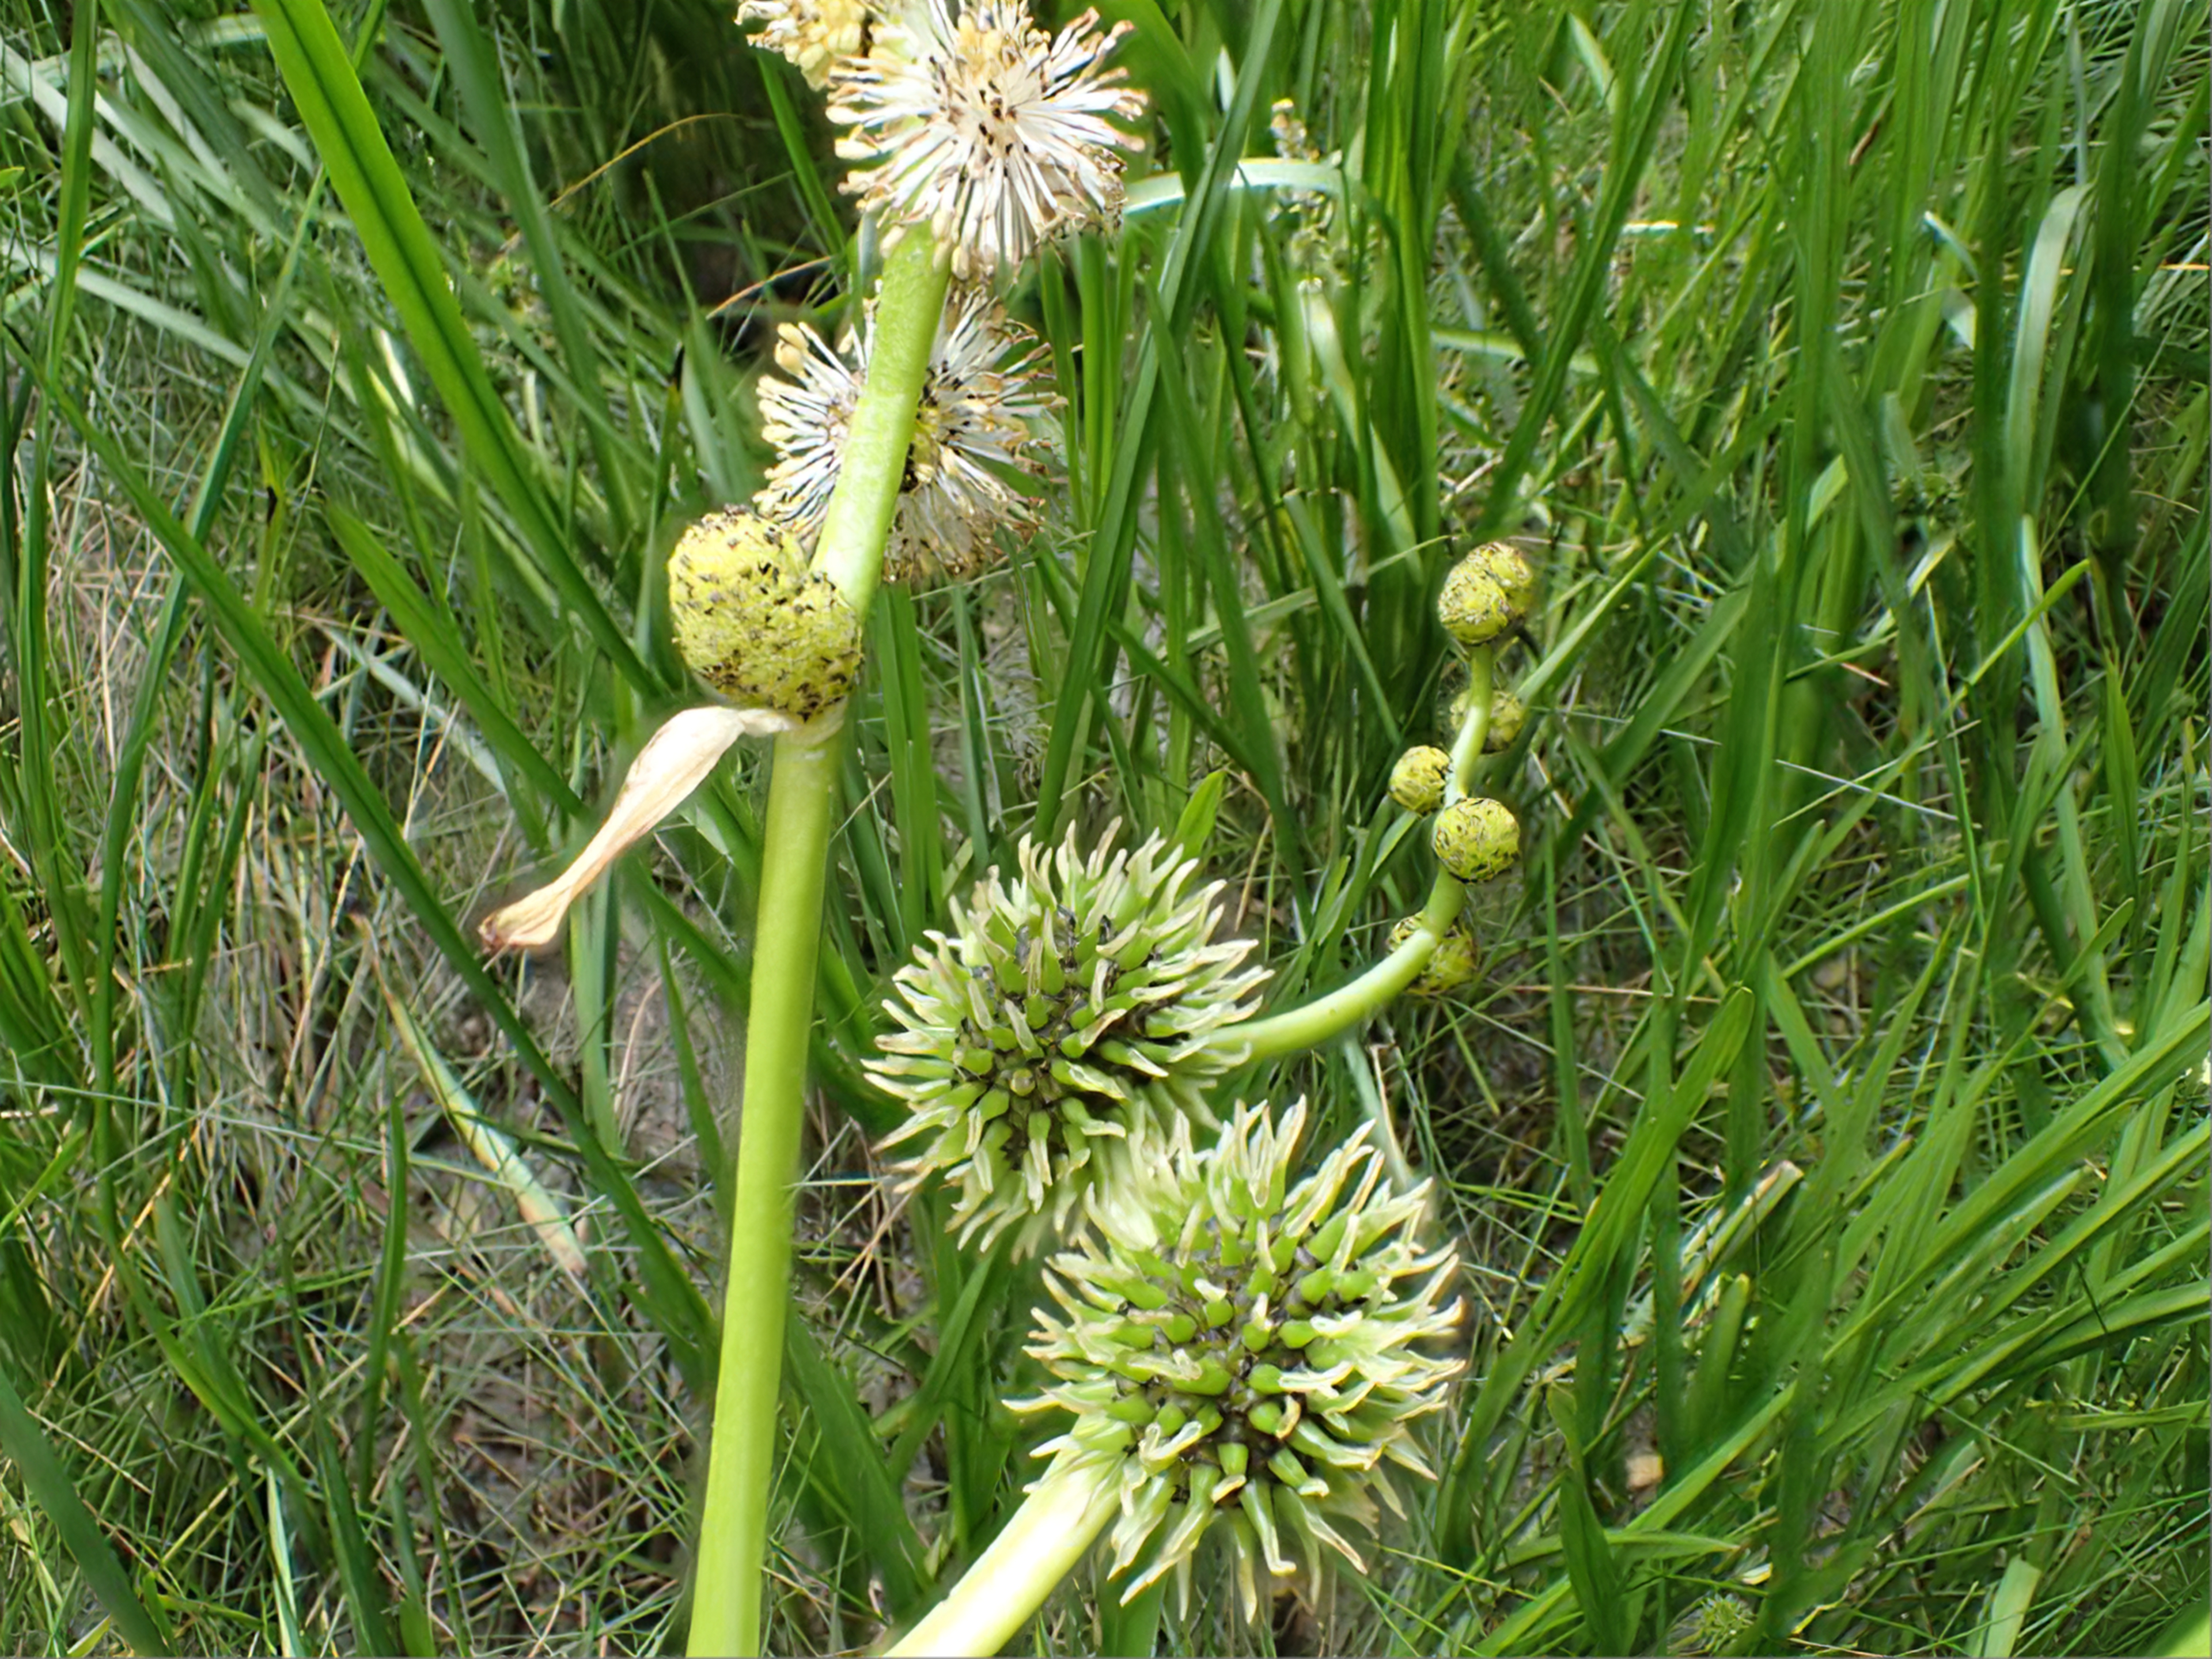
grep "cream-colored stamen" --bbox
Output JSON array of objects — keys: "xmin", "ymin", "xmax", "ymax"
[{"xmin": 479, "ymin": 705, "xmax": 796, "ymax": 952}]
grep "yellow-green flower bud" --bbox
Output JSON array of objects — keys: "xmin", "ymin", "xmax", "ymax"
[
  {"xmin": 1485, "ymin": 691, "xmax": 1526, "ymax": 751},
  {"xmin": 1437, "ymin": 541, "xmax": 1536, "ymax": 647},
  {"xmin": 1447, "ymin": 685, "xmax": 1529, "ymax": 751},
  {"xmin": 1431, "ymin": 797, "xmax": 1519, "ymax": 883},
  {"xmin": 1437, "ymin": 564, "xmax": 1512, "ymax": 648},
  {"xmin": 667, "ymin": 507, "xmax": 862, "ymax": 721},
  {"xmin": 1468, "ymin": 540, "xmax": 1536, "ymax": 613},
  {"xmin": 1388, "ymin": 917, "xmax": 1479, "ymax": 996},
  {"xmin": 1388, "ymin": 746, "xmax": 1451, "ymax": 814}
]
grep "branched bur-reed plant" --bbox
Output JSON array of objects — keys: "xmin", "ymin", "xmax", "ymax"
[
  {"xmin": 869, "ymin": 541, "xmax": 1535, "ymax": 1652},
  {"xmin": 474, "ymin": 2, "xmax": 1544, "ymax": 1652}
]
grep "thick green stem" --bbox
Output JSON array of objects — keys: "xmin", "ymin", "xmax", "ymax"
[
  {"xmin": 1236, "ymin": 649, "xmax": 1495, "ymax": 1063},
  {"xmin": 886, "ymin": 1460, "xmax": 1120, "ymax": 1658},
  {"xmin": 819, "ymin": 234, "xmax": 953, "ymax": 615},
  {"xmin": 688, "ymin": 230, "xmax": 951, "ymax": 1659}
]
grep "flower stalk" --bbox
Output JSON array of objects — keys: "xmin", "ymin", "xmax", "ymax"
[
  {"xmin": 688, "ymin": 228, "xmax": 952, "ymax": 1659},
  {"xmin": 1235, "ymin": 645, "xmax": 1495, "ymax": 1062},
  {"xmin": 884, "ymin": 1458, "xmax": 1121, "ymax": 1657}
]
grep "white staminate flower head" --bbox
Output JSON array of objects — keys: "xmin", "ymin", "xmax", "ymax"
[
  {"xmin": 827, "ymin": 0, "xmax": 1149, "ymax": 280},
  {"xmin": 1012, "ymin": 1101, "xmax": 1464, "ymax": 1618},
  {"xmin": 736, "ymin": 0, "xmax": 870, "ymax": 88},
  {"xmin": 755, "ymin": 288, "xmax": 1055, "ymax": 585}
]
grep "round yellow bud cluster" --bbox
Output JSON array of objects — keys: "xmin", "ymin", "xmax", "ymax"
[
  {"xmin": 1445, "ymin": 684, "xmax": 1528, "ymax": 753},
  {"xmin": 667, "ymin": 508, "xmax": 863, "ymax": 722},
  {"xmin": 1388, "ymin": 917, "xmax": 1479, "ymax": 997},
  {"xmin": 1431, "ymin": 797, "xmax": 1519, "ymax": 884},
  {"xmin": 1436, "ymin": 540, "xmax": 1535, "ymax": 647},
  {"xmin": 1388, "ymin": 746, "xmax": 1452, "ymax": 815}
]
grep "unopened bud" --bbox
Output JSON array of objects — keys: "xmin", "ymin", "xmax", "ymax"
[
  {"xmin": 1485, "ymin": 691, "xmax": 1526, "ymax": 751},
  {"xmin": 1431, "ymin": 798, "xmax": 1519, "ymax": 883},
  {"xmin": 1437, "ymin": 541, "xmax": 1535, "ymax": 647},
  {"xmin": 1388, "ymin": 917, "xmax": 1479, "ymax": 996},
  {"xmin": 1388, "ymin": 747, "xmax": 1451, "ymax": 814},
  {"xmin": 668, "ymin": 508, "xmax": 862, "ymax": 722}
]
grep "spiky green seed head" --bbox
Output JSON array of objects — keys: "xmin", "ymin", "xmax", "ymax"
[
  {"xmin": 1388, "ymin": 747, "xmax": 1451, "ymax": 815},
  {"xmin": 1013, "ymin": 1101, "xmax": 1463, "ymax": 1619},
  {"xmin": 1431, "ymin": 798, "xmax": 1518, "ymax": 883},
  {"xmin": 1437, "ymin": 541, "xmax": 1535, "ymax": 647},
  {"xmin": 869, "ymin": 825, "xmax": 1266, "ymax": 1253},
  {"xmin": 667, "ymin": 507, "xmax": 862, "ymax": 721},
  {"xmin": 1675, "ymin": 1593, "xmax": 1756, "ymax": 1656},
  {"xmin": 1387, "ymin": 918, "xmax": 1479, "ymax": 997}
]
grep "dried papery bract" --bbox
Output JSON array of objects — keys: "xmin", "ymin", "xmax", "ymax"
[
  {"xmin": 478, "ymin": 509, "xmax": 859, "ymax": 955},
  {"xmin": 478, "ymin": 704, "xmax": 800, "ymax": 952},
  {"xmin": 754, "ymin": 287, "xmax": 1055, "ymax": 585},
  {"xmin": 1014, "ymin": 1101, "xmax": 1464, "ymax": 1616},
  {"xmin": 828, "ymin": 0, "xmax": 1149, "ymax": 281},
  {"xmin": 868, "ymin": 824, "xmax": 1266, "ymax": 1252}
]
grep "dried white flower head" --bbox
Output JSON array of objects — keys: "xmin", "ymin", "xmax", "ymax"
[
  {"xmin": 736, "ymin": 0, "xmax": 869, "ymax": 88},
  {"xmin": 1014, "ymin": 1101, "xmax": 1464, "ymax": 1617},
  {"xmin": 868, "ymin": 824, "xmax": 1265, "ymax": 1252},
  {"xmin": 827, "ymin": 0, "xmax": 1148, "ymax": 280},
  {"xmin": 755, "ymin": 289, "xmax": 1054, "ymax": 584}
]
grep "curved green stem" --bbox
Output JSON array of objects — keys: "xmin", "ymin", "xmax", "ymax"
[
  {"xmin": 688, "ymin": 229, "xmax": 952, "ymax": 1659},
  {"xmin": 1442, "ymin": 647, "xmax": 1495, "ymax": 805},
  {"xmin": 1234, "ymin": 647, "xmax": 1496, "ymax": 1065},
  {"xmin": 885, "ymin": 1460, "xmax": 1120, "ymax": 1658}
]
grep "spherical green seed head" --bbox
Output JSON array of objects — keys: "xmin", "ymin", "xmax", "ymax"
[
  {"xmin": 1388, "ymin": 747, "xmax": 1451, "ymax": 815},
  {"xmin": 1014, "ymin": 1102, "xmax": 1463, "ymax": 1619},
  {"xmin": 1431, "ymin": 797, "xmax": 1519, "ymax": 883},
  {"xmin": 869, "ymin": 825, "xmax": 1267, "ymax": 1254},
  {"xmin": 667, "ymin": 508, "xmax": 862, "ymax": 721},
  {"xmin": 1484, "ymin": 691, "xmax": 1527, "ymax": 752},
  {"xmin": 1388, "ymin": 918, "xmax": 1479, "ymax": 997}
]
